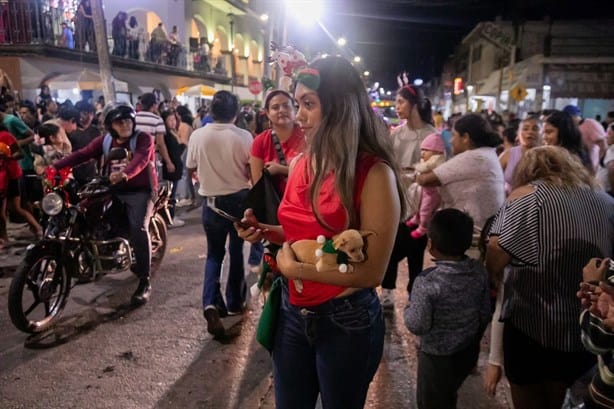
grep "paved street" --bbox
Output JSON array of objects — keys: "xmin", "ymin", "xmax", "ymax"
[{"xmin": 0, "ymin": 206, "xmax": 512, "ymax": 409}]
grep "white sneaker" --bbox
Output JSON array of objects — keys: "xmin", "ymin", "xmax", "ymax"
[
  {"xmin": 170, "ymin": 217, "xmax": 185, "ymax": 228},
  {"xmin": 381, "ymin": 289, "xmax": 394, "ymax": 309},
  {"xmin": 176, "ymin": 199, "xmax": 193, "ymax": 208}
]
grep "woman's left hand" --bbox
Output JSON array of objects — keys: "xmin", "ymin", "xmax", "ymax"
[
  {"xmin": 276, "ymin": 242, "xmax": 300, "ymax": 279},
  {"xmin": 264, "ymin": 161, "xmax": 285, "ymax": 176}
]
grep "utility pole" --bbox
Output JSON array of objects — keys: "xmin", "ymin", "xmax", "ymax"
[{"xmin": 91, "ymin": 0, "xmax": 115, "ymax": 104}]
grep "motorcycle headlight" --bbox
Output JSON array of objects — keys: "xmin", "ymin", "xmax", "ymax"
[{"xmin": 41, "ymin": 192, "xmax": 64, "ymax": 216}]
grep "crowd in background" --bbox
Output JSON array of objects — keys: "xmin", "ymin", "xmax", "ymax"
[{"xmin": 1, "ymin": 71, "xmax": 614, "ymax": 408}]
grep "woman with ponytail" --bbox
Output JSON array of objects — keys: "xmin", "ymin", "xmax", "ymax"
[{"xmin": 380, "ymin": 84, "xmax": 437, "ymax": 307}]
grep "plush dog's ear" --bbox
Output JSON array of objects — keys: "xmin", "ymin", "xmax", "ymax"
[{"xmin": 359, "ymin": 230, "xmax": 376, "ymax": 239}]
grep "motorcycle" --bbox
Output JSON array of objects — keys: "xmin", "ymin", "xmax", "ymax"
[{"xmin": 8, "ymin": 149, "xmax": 171, "ymax": 333}]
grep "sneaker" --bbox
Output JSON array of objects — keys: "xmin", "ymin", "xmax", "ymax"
[
  {"xmin": 169, "ymin": 217, "xmax": 185, "ymax": 228},
  {"xmin": 204, "ymin": 306, "xmax": 225, "ymax": 338},
  {"xmin": 249, "ymin": 264, "xmax": 262, "ymax": 274},
  {"xmin": 381, "ymin": 288, "xmax": 394, "ymax": 309},
  {"xmin": 176, "ymin": 199, "xmax": 193, "ymax": 208}
]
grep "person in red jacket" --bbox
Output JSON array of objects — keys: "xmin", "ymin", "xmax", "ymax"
[
  {"xmin": 53, "ymin": 102, "xmax": 157, "ymax": 305},
  {"xmin": 0, "ymin": 124, "xmax": 42, "ymax": 241}
]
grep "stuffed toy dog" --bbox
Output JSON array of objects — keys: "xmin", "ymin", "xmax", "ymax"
[{"xmin": 291, "ymin": 229, "xmax": 375, "ymax": 293}]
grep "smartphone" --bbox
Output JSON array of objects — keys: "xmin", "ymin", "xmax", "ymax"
[{"xmin": 209, "ymin": 207, "xmax": 250, "ymax": 228}]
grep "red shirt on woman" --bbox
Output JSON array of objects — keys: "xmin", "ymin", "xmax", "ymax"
[
  {"xmin": 278, "ymin": 154, "xmax": 380, "ymax": 306},
  {"xmin": 251, "ymin": 126, "xmax": 304, "ymax": 193}
]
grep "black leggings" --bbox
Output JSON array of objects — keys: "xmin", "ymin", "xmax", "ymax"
[{"xmin": 381, "ymin": 223, "xmax": 428, "ymax": 295}]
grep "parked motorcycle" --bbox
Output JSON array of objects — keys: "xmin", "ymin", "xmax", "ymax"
[{"xmin": 8, "ymin": 153, "xmax": 171, "ymax": 333}]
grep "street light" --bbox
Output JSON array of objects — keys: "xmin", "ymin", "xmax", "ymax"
[
  {"xmin": 363, "ymin": 71, "xmax": 370, "ymax": 77},
  {"xmin": 337, "ymin": 37, "xmax": 347, "ymax": 47},
  {"xmin": 260, "ymin": 14, "xmax": 269, "ymax": 22},
  {"xmin": 284, "ymin": 0, "xmax": 322, "ymax": 26},
  {"xmin": 353, "ymin": 56, "xmax": 361, "ymax": 63}
]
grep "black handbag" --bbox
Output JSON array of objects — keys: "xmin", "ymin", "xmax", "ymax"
[
  {"xmin": 244, "ymin": 131, "xmax": 286, "ymax": 225},
  {"xmin": 244, "ymin": 168, "xmax": 281, "ymax": 225}
]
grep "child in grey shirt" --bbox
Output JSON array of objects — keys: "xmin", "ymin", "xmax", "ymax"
[{"xmin": 405, "ymin": 208, "xmax": 491, "ymax": 409}]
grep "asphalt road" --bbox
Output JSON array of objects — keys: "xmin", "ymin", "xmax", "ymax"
[{"xmin": 0, "ymin": 206, "xmax": 512, "ymax": 409}]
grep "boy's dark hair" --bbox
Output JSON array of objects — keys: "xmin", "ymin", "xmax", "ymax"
[
  {"xmin": 140, "ymin": 92, "xmax": 157, "ymax": 110},
  {"xmin": 429, "ymin": 209, "xmax": 474, "ymax": 257},
  {"xmin": 210, "ymin": 90, "xmax": 238, "ymax": 122},
  {"xmin": 58, "ymin": 107, "xmax": 80, "ymax": 123},
  {"xmin": 38, "ymin": 121, "xmax": 61, "ymax": 141}
]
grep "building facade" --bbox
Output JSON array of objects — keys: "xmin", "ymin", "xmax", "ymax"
[
  {"xmin": 442, "ymin": 18, "xmax": 614, "ymax": 119},
  {"xmin": 0, "ymin": 0, "xmax": 270, "ymax": 108}
]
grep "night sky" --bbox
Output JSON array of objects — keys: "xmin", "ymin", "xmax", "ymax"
[{"xmin": 276, "ymin": 0, "xmax": 614, "ymax": 91}]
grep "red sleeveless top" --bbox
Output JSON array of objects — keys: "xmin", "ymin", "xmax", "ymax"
[{"xmin": 278, "ymin": 153, "xmax": 381, "ymax": 306}]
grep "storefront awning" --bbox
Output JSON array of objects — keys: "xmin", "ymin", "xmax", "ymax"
[
  {"xmin": 45, "ymin": 70, "xmax": 128, "ymax": 92},
  {"xmin": 177, "ymin": 84, "xmax": 217, "ymax": 97}
]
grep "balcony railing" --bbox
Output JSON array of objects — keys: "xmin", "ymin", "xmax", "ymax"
[{"xmin": 0, "ymin": 1, "xmax": 231, "ymax": 80}]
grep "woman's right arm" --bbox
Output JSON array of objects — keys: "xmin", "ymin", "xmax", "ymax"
[
  {"xmin": 249, "ymin": 155, "xmax": 264, "ymax": 185},
  {"xmin": 416, "ymin": 170, "xmax": 441, "ymax": 187},
  {"xmin": 235, "ymin": 208, "xmax": 285, "ymax": 245}
]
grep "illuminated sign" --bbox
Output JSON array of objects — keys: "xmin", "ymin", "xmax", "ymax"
[{"xmin": 453, "ymin": 77, "xmax": 464, "ymax": 95}]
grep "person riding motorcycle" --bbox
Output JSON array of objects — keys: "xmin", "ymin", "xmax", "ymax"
[{"xmin": 52, "ymin": 102, "xmax": 157, "ymax": 305}]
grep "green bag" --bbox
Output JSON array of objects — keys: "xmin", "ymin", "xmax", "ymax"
[{"xmin": 256, "ymin": 276, "xmax": 282, "ymax": 353}]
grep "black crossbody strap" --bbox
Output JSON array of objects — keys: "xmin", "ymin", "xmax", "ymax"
[{"xmin": 271, "ymin": 130, "xmax": 287, "ymax": 166}]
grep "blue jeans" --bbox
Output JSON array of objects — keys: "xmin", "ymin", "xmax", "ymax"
[
  {"xmin": 167, "ymin": 180, "xmax": 179, "ymax": 219},
  {"xmin": 201, "ymin": 190, "xmax": 248, "ymax": 313},
  {"xmin": 273, "ymin": 282, "xmax": 385, "ymax": 409},
  {"xmin": 249, "ymin": 242, "xmax": 264, "ymax": 266},
  {"xmin": 176, "ymin": 149, "xmax": 195, "ymax": 202}
]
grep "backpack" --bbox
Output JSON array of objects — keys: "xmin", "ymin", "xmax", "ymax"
[
  {"xmin": 101, "ymin": 132, "xmax": 138, "ymax": 175},
  {"xmin": 102, "ymin": 132, "xmax": 138, "ymax": 158}
]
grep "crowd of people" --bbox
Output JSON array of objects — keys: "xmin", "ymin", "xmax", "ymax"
[{"xmin": 1, "ymin": 54, "xmax": 614, "ymax": 408}]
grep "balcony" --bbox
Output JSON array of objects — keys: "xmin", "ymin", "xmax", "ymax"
[{"xmin": 0, "ymin": 1, "xmax": 231, "ymax": 86}]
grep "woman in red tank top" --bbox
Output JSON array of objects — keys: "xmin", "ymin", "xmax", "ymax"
[{"xmin": 237, "ymin": 56, "xmax": 405, "ymax": 409}]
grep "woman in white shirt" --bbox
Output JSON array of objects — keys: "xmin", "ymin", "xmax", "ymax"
[
  {"xmin": 380, "ymin": 85, "xmax": 437, "ymax": 308},
  {"xmin": 417, "ymin": 113, "xmax": 504, "ymax": 234}
]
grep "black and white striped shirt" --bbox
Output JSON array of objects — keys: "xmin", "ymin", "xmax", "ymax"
[
  {"xmin": 135, "ymin": 111, "xmax": 165, "ymax": 136},
  {"xmin": 490, "ymin": 181, "xmax": 614, "ymax": 351}
]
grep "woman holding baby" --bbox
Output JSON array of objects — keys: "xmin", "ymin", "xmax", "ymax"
[{"xmin": 237, "ymin": 56, "xmax": 405, "ymax": 408}]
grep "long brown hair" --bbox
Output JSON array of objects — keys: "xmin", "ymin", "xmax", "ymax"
[{"xmin": 298, "ymin": 56, "xmax": 406, "ymax": 230}]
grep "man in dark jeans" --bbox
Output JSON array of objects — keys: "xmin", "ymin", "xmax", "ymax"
[
  {"xmin": 53, "ymin": 102, "xmax": 157, "ymax": 305},
  {"xmin": 186, "ymin": 91, "xmax": 253, "ymax": 338}
]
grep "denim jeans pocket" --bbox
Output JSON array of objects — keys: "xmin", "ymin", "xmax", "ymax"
[{"xmin": 329, "ymin": 305, "xmax": 375, "ymax": 332}]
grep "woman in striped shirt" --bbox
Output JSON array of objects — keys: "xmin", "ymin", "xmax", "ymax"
[{"xmin": 486, "ymin": 146, "xmax": 614, "ymax": 409}]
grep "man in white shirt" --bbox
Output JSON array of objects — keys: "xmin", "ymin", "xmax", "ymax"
[{"xmin": 186, "ymin": 90, "xmax": 252, "ymax": 339}]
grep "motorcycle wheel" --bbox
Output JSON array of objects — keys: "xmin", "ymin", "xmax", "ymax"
[
  {"xmin": 149, "ymin": 213, "xmax": 167, "ymax": 274},
  {"xmin": 8, "ymin": 247, "xmax": 71, "ymax": 333}
]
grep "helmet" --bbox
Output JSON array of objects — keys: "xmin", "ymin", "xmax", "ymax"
[
  {"xmin": 0, "ymin": 142, "xmax": 10, "ymax": 157},
  {"xmin": 102, "ymin": 102, "xmax": 136, "ymax": 138}
]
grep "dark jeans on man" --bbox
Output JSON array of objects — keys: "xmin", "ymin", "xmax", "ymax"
[
  {"xmin": 115, "ymin": 191, "xmax": 153, "ymax": 279},
  {"xmin": 273, "ymin": 282, "xmax": 385, "ymax": 409},
  {"xmin": 382, "ymin": 223, "xmax": 428, "ymax": 295},
  {"xmin": 201, "ymin": 189, "xmax": 248, "ymax": 314},
  {"xmin": 416, "ymin": 341, "xmax": 480, "ymax": 409}
]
